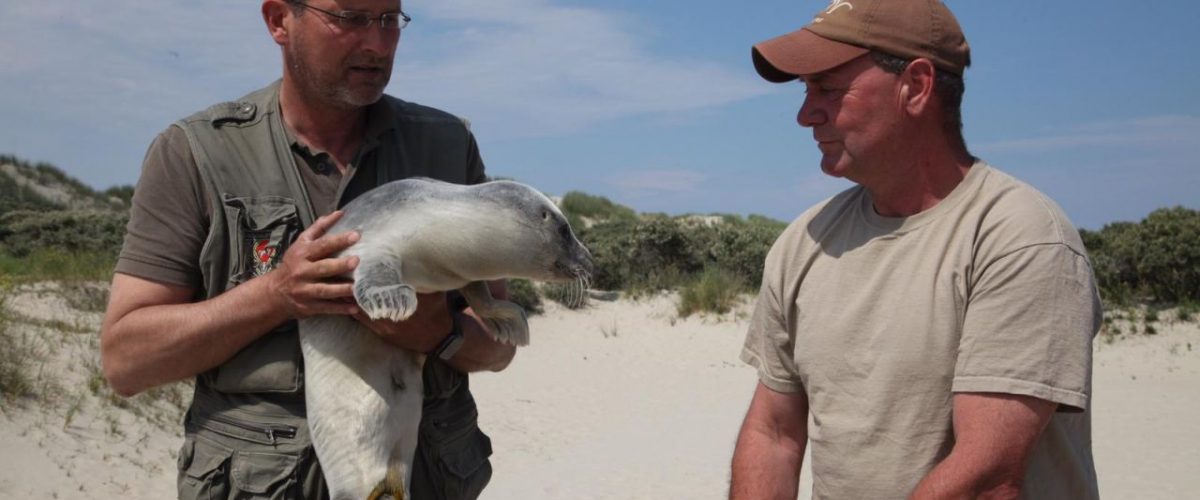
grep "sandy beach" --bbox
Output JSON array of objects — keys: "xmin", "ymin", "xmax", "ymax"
[{"xmin": 1, "ymin": 284, "xmax": 1197, "ymax": 499}]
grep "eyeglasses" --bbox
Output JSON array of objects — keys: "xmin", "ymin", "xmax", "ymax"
[{"xmin": 289, "ymin": 1, "xmax": 411, "ymax": 30}]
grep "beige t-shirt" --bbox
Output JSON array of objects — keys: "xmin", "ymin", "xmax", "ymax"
[{"xmin": 741, "ymin": 161, "xmax": 1101, "ymax": 499}]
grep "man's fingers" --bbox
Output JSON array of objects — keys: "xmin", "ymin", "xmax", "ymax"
[
  {"xmin": 296, "ymin": 210, "xmax": 345, "ymax": 243},
  {"xmin": 290, "ymin": 283, "xmax": 358, "ymax": 318},
  {"xmin": 305, "ymin": 230, "xmax": 361, "ymax": 260},
  {"xmin": 295, "ymin": 255, "xmax": 358, "ymax": 281},
  {"xmin": 298, "ymin": 281, "xmax": 357, "ymax": 301}
]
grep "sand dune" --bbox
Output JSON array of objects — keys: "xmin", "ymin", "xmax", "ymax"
[{"xmin": 1, "ymin": 284, "xmax": 1196, "ymax": 499}]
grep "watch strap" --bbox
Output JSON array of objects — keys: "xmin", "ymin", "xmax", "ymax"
[{"xmin": 430, "ymin": 311, "xmax": 465, "ymax": 361}]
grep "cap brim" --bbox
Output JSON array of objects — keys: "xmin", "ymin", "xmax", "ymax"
[{"xmin": 752, "ymin": 28, "xmax": 870, "ymax": 83}]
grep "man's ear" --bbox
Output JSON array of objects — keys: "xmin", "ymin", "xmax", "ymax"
[
  {"xmin": 263, "ymin": 0, "xmax": 291, "ymax": 46},
  {"xmin": 901, "ymin": 58, "xmax": 937, "ymax": 118}
]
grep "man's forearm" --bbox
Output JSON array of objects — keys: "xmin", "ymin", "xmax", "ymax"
[
  {"xmin": 443, "ymin": 280, "xmax": 516, "ymax": 373},
  {"xmin": 101, "ymin": 275, "xmax": 288, "ymax": 396},
  {"xmin": 730, "ymin": 424, "xmax": 805, "ymax": 500},
  {"xmin": 444, "ymin": 307, "xmax": 516, "ymax": 373},
  {"xmin": 730, "ymin": 383, "xmax": 809, "ymax": 500}
]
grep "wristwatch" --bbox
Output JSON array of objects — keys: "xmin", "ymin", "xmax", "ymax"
[{"xmin": 430, "ymin": 311, "xmax": 465, "ymax": 361}]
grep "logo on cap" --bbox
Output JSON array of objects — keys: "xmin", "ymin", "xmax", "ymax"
[
  {"xmin": 815, "ymin": 0, "xmax": 853, "ymax": 22},
  {"xmin": 825, "ymin": 0, "xmax": 854, "ymax": 14}
]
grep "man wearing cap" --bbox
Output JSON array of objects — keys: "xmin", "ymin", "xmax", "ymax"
[{"xmin": 730, "ymin": 1, "xmax": 1101, "ymax": 499}]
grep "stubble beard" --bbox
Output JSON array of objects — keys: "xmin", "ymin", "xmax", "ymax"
[{"xmin": 288, "ymin": 47, "xmax": 388, "ymax": 110}]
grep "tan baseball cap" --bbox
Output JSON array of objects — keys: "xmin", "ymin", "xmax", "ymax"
[{"xmin": 752, "ymin": 0, "xmax": 971, "ymax": 82}]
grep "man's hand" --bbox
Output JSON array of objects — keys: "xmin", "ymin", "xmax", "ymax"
[
  {"xmin": 268, "ymin": 211, "xmax": 361, "ymax": 319},
  {"xmin": 353, "ymin": 281, "xmax": 517, "ymax": 373},
  {"xmin": 353, "ymin": 292, "xmax": 454, "ymax": 353}
]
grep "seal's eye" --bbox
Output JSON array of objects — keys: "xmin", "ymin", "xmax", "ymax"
[{"xmin": 542, "ymin": 210, "xmax": 550, "ymax": 221}]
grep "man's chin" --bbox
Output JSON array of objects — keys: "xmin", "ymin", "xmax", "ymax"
[
  {"xmin": 819, "ymin": 159, "xmax": 846, "ymax": 178},
  {"xmin": 334, "ymin": 87, "xmax": 385, "ymax": 108}
]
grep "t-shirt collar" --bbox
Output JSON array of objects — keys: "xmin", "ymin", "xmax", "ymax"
[{"xmin": 282, "ymin": 97, "xmax": 395, "ymax": 172}]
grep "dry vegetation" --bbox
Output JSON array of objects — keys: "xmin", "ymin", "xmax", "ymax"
[{"xmin": 0, "ymin": 281, "xmax": 190, "ymax": 497}]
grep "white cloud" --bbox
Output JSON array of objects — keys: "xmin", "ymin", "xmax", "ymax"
[
  {"xmin": 393, "ymin": 0, "xmax": 768, "ymax": 138},
  {"xmin": 0, "ymin": 2, "xmax": 275, "ymax": 131},
  {"xmin": 0, "ymin": 0, "xmax": 764, "ymax": 144},
  {"xmin": 975, "ymin": 115, "xmax": 1200, "ymax": 154}
]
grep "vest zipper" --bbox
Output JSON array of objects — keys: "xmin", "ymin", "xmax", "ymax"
[{"xmin": 207, "ymin": 414, "xmax": 298, "ymax": 445}]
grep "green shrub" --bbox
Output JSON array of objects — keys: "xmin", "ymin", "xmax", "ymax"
[
  {"xmin": 103, "ymin": 185, "xmax": 135, "ymax": 206},
  {"xmin": 505, "ymin": 279, "xmax": 543, "ymax": 315},
  {"xmin": 677, "ymin": 267, "xmax": 744, "ymax": 317},
  {"xmin": 577, "ymin": 211, "xmax": 784, "ymax": 296},
  {"xmin": 581, "ymin": 216, "xmax": 704, "ymax": 293},
  {"xmin": 559, "ymin": 191, "xmax": 636, "ymax": 222},
  {"xmin": 1133, "ymin": 207, "xmax": 1200, "ymax": 303},
  {"xmin": 0, "ymin": 169, "xmax": 61, "ymax": 216},
  {"xmin": 0, "ymin": 210, "xmax": 127, "ymax": 258},
  {"xmin": 1082, "ymin": 207, "xmax": 1200, "ymax": 306},
  {"xmin": 1081, "ymin": 223, "xmax": 1140, "ymax": 306},
  {"xmin": 701, "ymin": 217, "xmax": 785, "ymax": 291},
  {"xmin": 0, "ymin": 155, "xmax": 127, "ymax": 214}
]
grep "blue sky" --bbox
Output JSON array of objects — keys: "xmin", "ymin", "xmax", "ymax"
[{"xmin": 1, "ymin": 0, "xmax": 1197, "ymax": 230}]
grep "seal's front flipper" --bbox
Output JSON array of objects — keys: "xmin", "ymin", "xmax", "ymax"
[
  {"xmin": 460, "ymin": 281, "xmax": 530, "ymax": 346},
  {"xmin": 354, "ymin": 260, "xmax": 418, "ymax": 322}
]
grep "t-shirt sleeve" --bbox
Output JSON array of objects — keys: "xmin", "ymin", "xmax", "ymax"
[
  {"xmin": 740, "ymin": 238, "xmax": 805, "ymax": 393},
  {"xmin": 953, "ymin": 243, "xmax": 1101, "ymax": 411},
  {"xmin": 114, "ymin": 125, "xmax": 209, "ymax": 289}
]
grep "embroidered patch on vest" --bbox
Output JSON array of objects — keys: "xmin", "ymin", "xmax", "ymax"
[{"xmin": 241, "ymin": 226, "xmax": 293, "ymax": 279}]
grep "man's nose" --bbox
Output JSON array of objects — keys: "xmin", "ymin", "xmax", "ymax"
[
  {"xmin": 797, "ymin": 95, "xmax": 824, "ymax": 128},
  {"xmin": 360, "ymin": 24, "xmax": 400, "ymax": 55}
]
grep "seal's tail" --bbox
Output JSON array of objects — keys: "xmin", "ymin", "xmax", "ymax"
[{"xmin": 366, "ymin": 465, "xmax": 406, "ymax": 500}]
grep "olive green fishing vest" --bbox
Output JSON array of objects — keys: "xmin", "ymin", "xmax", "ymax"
[{"xmin": 175, "ymin": 80, "xmax": 481, "ymax": 416}]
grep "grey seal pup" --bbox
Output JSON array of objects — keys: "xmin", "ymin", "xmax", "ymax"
[{"xmin": 298, "ymin": 177, "xmax": 593, "ymax": 500}]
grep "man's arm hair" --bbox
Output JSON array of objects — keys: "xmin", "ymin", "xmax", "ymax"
[
  {"xmin": 909, "ymin": 392, "xmax": 1057, "ymax": 500},
  {"xmin": 101, "ymin": 212, "xmax": 360, "ymax": 396},
  {"xmin": 730, "ymin": 381, "xmax": 809, "ymax": 500},
  {"xmin": 101, "ymin": 273, "xmax": 289, "ymax": 396}
]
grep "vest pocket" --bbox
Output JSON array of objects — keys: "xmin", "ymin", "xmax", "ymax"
[
  {"xmin": 439, "ymin": 430, "xmax": 493, "ymax": 499},
  {"xmin": 221, "ymin": 194, "xmax": 300, "ymax": 287},
  {"xmin": 230, "ymin": 450, "xmax": 301, "ymax": 498},
  {"xmin": 211, "ymin": 194, "xmax": 304, "ymax": 394},
  {"xmin": 416, "ymin": 400, "xmax": 494, "ymax": 500},
  {"xmin": 181, "ymin": 411, "xmax": 307, "ymax": 500},
  {"xmin": 177, "ymin": 435, "xmax": 233, "ymax": 500},
  {"xmin": 207, "ymin": 322, "xmax": 302, "ymax": 394}
]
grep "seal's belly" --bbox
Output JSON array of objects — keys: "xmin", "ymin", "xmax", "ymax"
[{"xmin": 299, "ymin": 316, "xmax": 425, "ymax": 499}]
